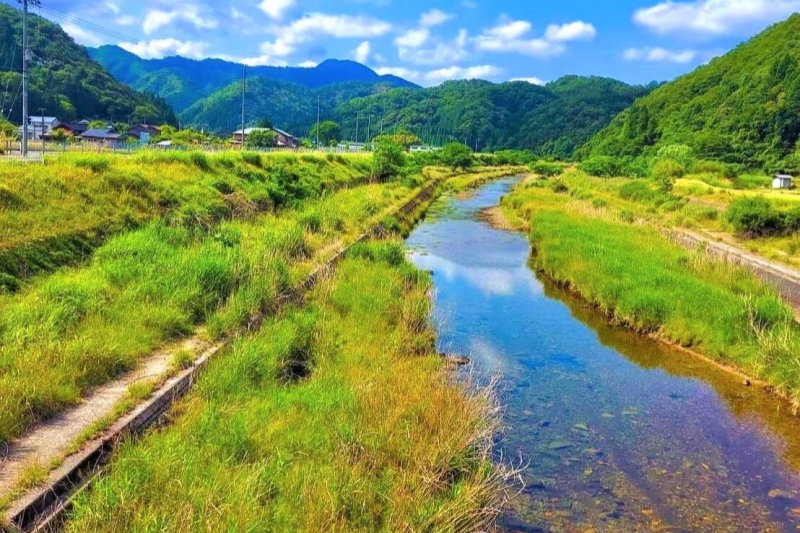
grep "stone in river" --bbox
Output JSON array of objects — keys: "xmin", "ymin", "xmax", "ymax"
[
  {"xmin": 549, "ymin": 441, "xmax": 573, "ymax": 450},
  {"xmin": 768, "ymin": 489, "xmax": 794, "ymax": 500},
  {"xmin": 573, "ymin": 423, "xmax": 590, "ymax": 432}
]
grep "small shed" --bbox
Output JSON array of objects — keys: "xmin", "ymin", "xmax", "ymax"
[{"xmin": 773, "ymin": 173, "xmax": 794, "ymax": 189}]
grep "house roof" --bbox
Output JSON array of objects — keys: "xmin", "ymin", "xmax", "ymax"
[
  {"xmin": 232, "ymin": 127, "xmax": 271, "ymax": 135},
  {"xmin": 56, "ymin": 122, "xmax": 89, "ymax": 132},
  {"xmin": 774, "ymin": 174, "xmax": 794, "ymax": 179},
  {"xmin": 28, "ymin": 116, "xmax": 59, "ymax": 123},
  {"xmin": 81, "ymin": 128, "xmax": 122, "ymax": 139},
  {"xmin": 273, "ymin": 127, "xmax": 295, "ymax": 139}
]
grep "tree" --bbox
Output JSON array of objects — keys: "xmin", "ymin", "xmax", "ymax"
[
  {"xmin": 440, "ymin": 142, "xmax": 473, "ymax": 170},
  {"xmin": 88, "ymin": 120, "xmax": 108, "ymax": 129},
  {"xmin": 373, "ymin": 132, "xmax": 421, "ymax": 148},
  {"xmin": 310, "ymin": 121, "xmax": 342, "ymax": 146},
  {"xmin": 247, "ymin": 129, "xmax": 278, "ymax": 148},
  {"xmin": 257, "ymin": 117, "xmax": 273, "ymax": 129},
  {"xmin": 373, "ymin": 138, "xmax": 407, "ymax": 180}
]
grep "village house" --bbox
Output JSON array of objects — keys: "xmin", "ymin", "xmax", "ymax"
[
  {"xmin": 17, "ymin": 116, "xmax": 60, "ymax": 140},
  {"xmin": 79, "ymin": 127, "xmax": 128, "ymax": 148},
  {"xmin": 47, "ymin": 121, "xmax": 89, "ymax": 139},
  {"xmin": 232, "ymin": 127, "xmax": 299, "ymax": 148},
  {"xmin": 773, "ymin": 173, "xmax": 794, "ymax": 189}
]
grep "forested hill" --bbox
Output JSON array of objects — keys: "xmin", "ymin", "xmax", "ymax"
[
  {"xmin": 0, "ymin": 5, "xmax": 175, "ymax": 125},
  {"xmin": 332, "ymin": 77, "xmax": 652, "ymax": 156},
  {"xmin": 180, "ymin": 77, "xmax": 404, "ymax": 135},
  {"xmin": 582, "ymin": 14, "xmax": 800, "ymax": 170},
  {"xmin": 89, "ymin": 45, "xmax": 417, "ymax": 113}
]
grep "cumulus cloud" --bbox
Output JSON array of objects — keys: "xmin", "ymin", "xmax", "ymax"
[
  {"xmin": 474, "ymin": 19, "xmax": 596, "ymax": 57},
  {"xmin": 511, "ymin": 77, "xmax": 546, "ymax": 85},
  {"xmin": 61, "ymin": 21, "xmax": 105, "ymax": 46},
  {"xmin": 353, "ymin": 41, "xmax": 372, "ymax": 63},
  {"xmin": 260, "ymin": 12, "xmax": 392, "ymax": 56},
  {"xmin": 258, "ymin": 0, "xmax": 296, "ymax": 21},
  {"xmin": 623, "ymin": 47, "xmax": 698, "ymax": 63},
  {"xmin": 121, "ymin": 39, "xmax": 210, "ymax": 59},
  {"xmin": 376, "ymin": 64, "xmax": 502, "ymax": 86},
  {"xmin": 634, "ymin": 0, "xmax": 800, "ymax": 36},
  {"xmin": 394, "ymin": 28, "xmax": 431, "ymax": 49},
  {"xmin": 142, "ymin": 6, "xmax": 218, "ymax": 34},
  {"xmin": 420, "ymin": 9, "xmax": 454, "ymax": 27}
]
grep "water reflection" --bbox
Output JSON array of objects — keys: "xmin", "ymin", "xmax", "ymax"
[{"xmin": 406, "ymin": 179, "xmax": 800, "ymax": 532}]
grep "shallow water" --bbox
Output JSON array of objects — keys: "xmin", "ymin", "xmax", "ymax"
[{"xmin": 406, "ymin": 178, "xmax": 800, "ymax": 532}]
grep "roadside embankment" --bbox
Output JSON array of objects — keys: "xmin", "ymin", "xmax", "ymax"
[{"xmin": 501, "ymin": 179, "xmax": 800, "ymax": 411}]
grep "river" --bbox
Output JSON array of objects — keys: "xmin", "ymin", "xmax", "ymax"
[{"xmin": 405, "ymin": 178, "xmax": 800, "ymax": 532}]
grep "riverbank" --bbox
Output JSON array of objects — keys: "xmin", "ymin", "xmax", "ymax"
[
  {"xmin": 61, "ymin": 241, "xmax": 505, "ymax": 532},
  {"xmin": 500, "ymin": 177, "xmax": 800, "ymax": 411}
]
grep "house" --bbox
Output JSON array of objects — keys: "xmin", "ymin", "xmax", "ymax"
[
  {"xmin": 773, "ymin": 173, "xmax": 794, "ymax": 189},
  {"xmin": 79, "ymin": 128, "xmax": 128, "ymax": 148},
  {"xmin": 128, "ymin": 124, "xmax": 161, "ymax": 137},
  {"xmin": 232, "ymin": 127, "xmax": 299, "ymax": 148},
  {"xmin": 17, "ymin": 116, "xmax": 60, "ymax": 140},
  {"xmin": 47, "ymin": 122, "xmax": 89, "ymax": 139}
]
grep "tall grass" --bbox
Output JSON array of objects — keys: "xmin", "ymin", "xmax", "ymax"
[
  {"xmin": 64, "ymin": 243, "xmax": 504, "ymax": 532},
  {"xmin": 502, "ymin": 184, "xmax": 800, "ymax": 409},
  {"xmin": 0, "ymin": 152, "xmax": 371, "ymax": 289},
  {"xmin": 0, "ymin": 181, "xmax": 418, "ymax": 445}
]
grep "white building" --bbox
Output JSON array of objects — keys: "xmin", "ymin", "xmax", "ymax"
[
  {"xmin": 17, "ymin": 116, "xmax": 60, "ymax": 140},
  {"xmin": 773, "ymin": 173, "xmax": 794, "ymax": 189}
]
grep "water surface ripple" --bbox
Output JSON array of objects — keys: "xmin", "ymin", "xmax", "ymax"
[{"xmin": 405, "ymin": 178, "xmax": 800, "ymax": 532}]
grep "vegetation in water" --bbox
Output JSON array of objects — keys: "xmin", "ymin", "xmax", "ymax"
[{"xmin": 63, "ymin": 242, "xmax": 505, "ymax": 532}]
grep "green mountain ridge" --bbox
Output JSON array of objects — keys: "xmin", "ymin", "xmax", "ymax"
[
  {"xmin": 89, "ymin": 45, "xmax": 418, "ymax": 114},
  {"xmin": 0, "ymin": 4, "xmax": 175, "ymax": 125},
  {"xmin": 582, "ymin": 14, "xmax": 800, "ymax": 169}
]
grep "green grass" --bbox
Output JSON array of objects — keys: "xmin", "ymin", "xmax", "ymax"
[
  {"xmin": 0, "ymin": 151, "xmax": 372, "ymax": 290},
  {"xmin": 0, "ymin": 179, "xmax": 419, "ymax": 445},
  {"xmin": 502, "ymin": 184, "xmax": 800, "ymax": 409},
  {"xmin": 64, "ymin": 242, "xmax": 502, "ymax": 533}
]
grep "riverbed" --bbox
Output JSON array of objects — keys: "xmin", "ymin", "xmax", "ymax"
[{"xmin": 406, "ymin": 178, "xmax": 800, "ymax": 532}]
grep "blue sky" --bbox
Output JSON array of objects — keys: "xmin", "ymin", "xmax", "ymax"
[{"xmin": 8, "ymin": 0, "xmax": 800, "ymax": 86}]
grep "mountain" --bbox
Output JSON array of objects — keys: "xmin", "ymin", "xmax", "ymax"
[
  {"xmin": 331, "ymin": 77, "xmax": 652, "ymax": 155},
  {"xmin": 89, "ymin": 45, "xmax": 418, "ymax": 113},
  {"xmin": 0, "ymin": 5, "xmax": 175, "ymax": 125},
  {"xmin": 181, "ymin": 77, "xmax": 405, "ymax": 135},
  {"xmin": 581, "ymin": 14, "xmax": 800, "ymax": 168}
]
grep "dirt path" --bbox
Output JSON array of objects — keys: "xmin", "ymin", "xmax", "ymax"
[{"xmin": 0, "ymin": 335, "xmax": 212, "ymax": 499}]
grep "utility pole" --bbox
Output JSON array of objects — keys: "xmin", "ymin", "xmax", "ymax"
[
  {"xmin": 315, "ymin": 95, "xmax": 320, "ymax": 149},
  {"xmin": 367, "ymin": 115, "xmax": 371, "ymax": 146},
  {"xmin": 241, "ymin": 65, "xmax": 246, "ymax": 149},
  {"xmin": 355, "ymin": 112, "xmax": 360, "ymax": 148},
  {"xmin": 19, "ymin": 0, "xmax": 41, "ymax": 157},
  {"xmin": 39, "ymin": 106, "xmax": 45, "ymax": 156}
]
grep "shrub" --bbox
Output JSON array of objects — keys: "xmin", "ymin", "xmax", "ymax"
[
  {"xmin": 530, "ymin": 161, "xmax": 563, "ymax": 178},
  {"xmin": 656, "ymin": 144, "xmax": 695, "ymax": 169},
  {"xmin": 592, "ymin": 198, "xmax": 607, "ymax": 209},
  {"xmin": 549, "ymin": 179, "xmax": 568, "ymax": 194},
  {"xmin": 579, "ymin": 156, "xmax": 623, "ymax": 178},
  {"xmin": 372, "ymin": 139, "xmax": 407, "ymax": 180},
  {"xmin": 439, "ymin": 142, "xmax": 473, "ymax": 171},
  {"xmin": 725, "ymin": 197, "xmax": 787, "ymax": 237},
  {"xmin": 651, "ymin": 159, "xmax": 684, "ymax": 192}
]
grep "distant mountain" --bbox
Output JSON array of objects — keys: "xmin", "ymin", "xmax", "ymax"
[
  {"xmin": 0, "ymin": 5, "xmax": 175, "ymax": 125},
  {"xmin": 88, "ymin": 45, "xmax": 418, "ymax": 113},
  {"xmin": 331, "ymin": 77, "xmax": 652, "ymax": 155},
  {"xmin": 581, "ymin": 14, "xmax": 800, "ymax": 168}
]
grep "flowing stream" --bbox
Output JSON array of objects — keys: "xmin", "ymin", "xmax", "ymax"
[{"xmin": 405, "ymin": 178, "xmax": 800, "ymax": 532}]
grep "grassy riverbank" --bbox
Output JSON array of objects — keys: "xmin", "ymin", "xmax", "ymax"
[
  {"xmin": 0, "ymin": 151, "xmax": 372, "ymax": 290},
  {"xmin": 502, "ymin": 178, "xmax": 800, "ymax": 409},
  {"xmin": 0, "ymin": 179, "xmax": 417, "ymax": 445},
  {"xmin": 64, "ymin": 242, "xmax": 503, "ymax": 532}
]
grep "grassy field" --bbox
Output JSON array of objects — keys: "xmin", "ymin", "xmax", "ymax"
[
  {"xmin": 502, "ymin": 177, "xmax": 800, "ymax": 410},
  {"xmin": 0, "ymin": 151, "xmax": 373, "ymax": 290},
  {"xmin": 63, "ymin": 241, "xmax": 504, "ymax": 533},
  {"xmin": 0, "ymin": 177, "xmax": 418, "ymax": 445}
]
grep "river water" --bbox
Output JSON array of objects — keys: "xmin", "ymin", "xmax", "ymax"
[{"xmin": 405, "ymin": 178, "xmax": 800, "ymax": 532}]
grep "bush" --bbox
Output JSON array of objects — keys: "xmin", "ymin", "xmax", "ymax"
[
  {"xmin": 656, "ymin": 144, "xmax": 695, "ymax": 169},
  {"xmin": 592, "ymin": 198, "xmax": 607, "ymax": 209},
  {"xmin": 439, "ymin": 143, "xmax": 473, "ymax": 171},
  {"xmin": 579, "ymin": 156, "xmax": 624, "ymax": 178},
  {"xmin": 549, "ymin": 179, "xmax": 568, "ymax": 194},
  {"xmin": 530, "ymin": 161, "xmax": 563, "ymax": 178},
  {"xmin": 651, "ymin": 159, "xmax": 684, "ymax": 192},
  {"xmin": 725, "ymin": 197, "xmax": 787, "ymax": 237},
  {"xmin": 373, "ymin": 139, "xmax": 407, "ymax": 180}
]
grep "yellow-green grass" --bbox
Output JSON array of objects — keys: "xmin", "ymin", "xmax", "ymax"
[
  {"xmin": 0, "ymin": 179, "xmax": 419, "ymax": 445},
  {"xmin": 502, "ymin": 182, "xmax": 800, "ymax": 410},
  {"xmin": 0, "ymin": 151, "xmax": 373, "ymax": 290},
  {"xmin": 64, "ymin": 242, "xmax": 503, "ymax": 533}
]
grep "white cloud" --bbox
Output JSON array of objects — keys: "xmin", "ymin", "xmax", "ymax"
[
  {"xmin": 474, "ymin": 19, "xmax": 595, "ymax": 57},
  {"xmin": 544, "ymin": 21, "xmax": 597, "ymax": 42},
  {"xmin": 634, "ymin": 0, "xmax": 800, "ymax": 36},
  {"xmin": 121, "ymin": 39, "xmax": 210, "ymax": 59},
  {"xmin": 298, "ymin": 61, "xmax": 318, "ymax": 68},
  {"xmin": 623, "ymin": 47, "xmax": 698, "ymax": 63},
  {"xmin": 420, "ymin": 9, "xmax": 454, "ymax": 27},
  {"xmin": 142, "ymin": 6, "xmax": 217, "ymax": 34},
  {"xmin": 260, "ymin": 39, "xmax": 295, "ymax": 57},
  {"xmin": 398, "ymin": 41, "xmax": 470, "ymax": 66},
  {"xmin": 353, "ymin": 41, "xmax": 372, "ymax": 63},
  {"xmin": 258, "ymin": 0, "xmax": 296, "ymax": 20},
  {"xmin": 115, "ymin": 15, "xmax": 137, "ymax": 26},
  {"xmin": 61, "ymin": 21, "xmax": 105, "ymax": 46},
  {"xmin": 394, "ymin": 28, "xmax": 430, "ymax": 48},
  {"xmin": 511, "ymin": 77, "xmax": 546, "ymax": 85},
  {"xmin": 376, "ymin": 64, "xmax": 502, "ymax": 86},
  {"xmin": 262, "ymin": 12, "xmax": 392, "ymax": 53}
]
